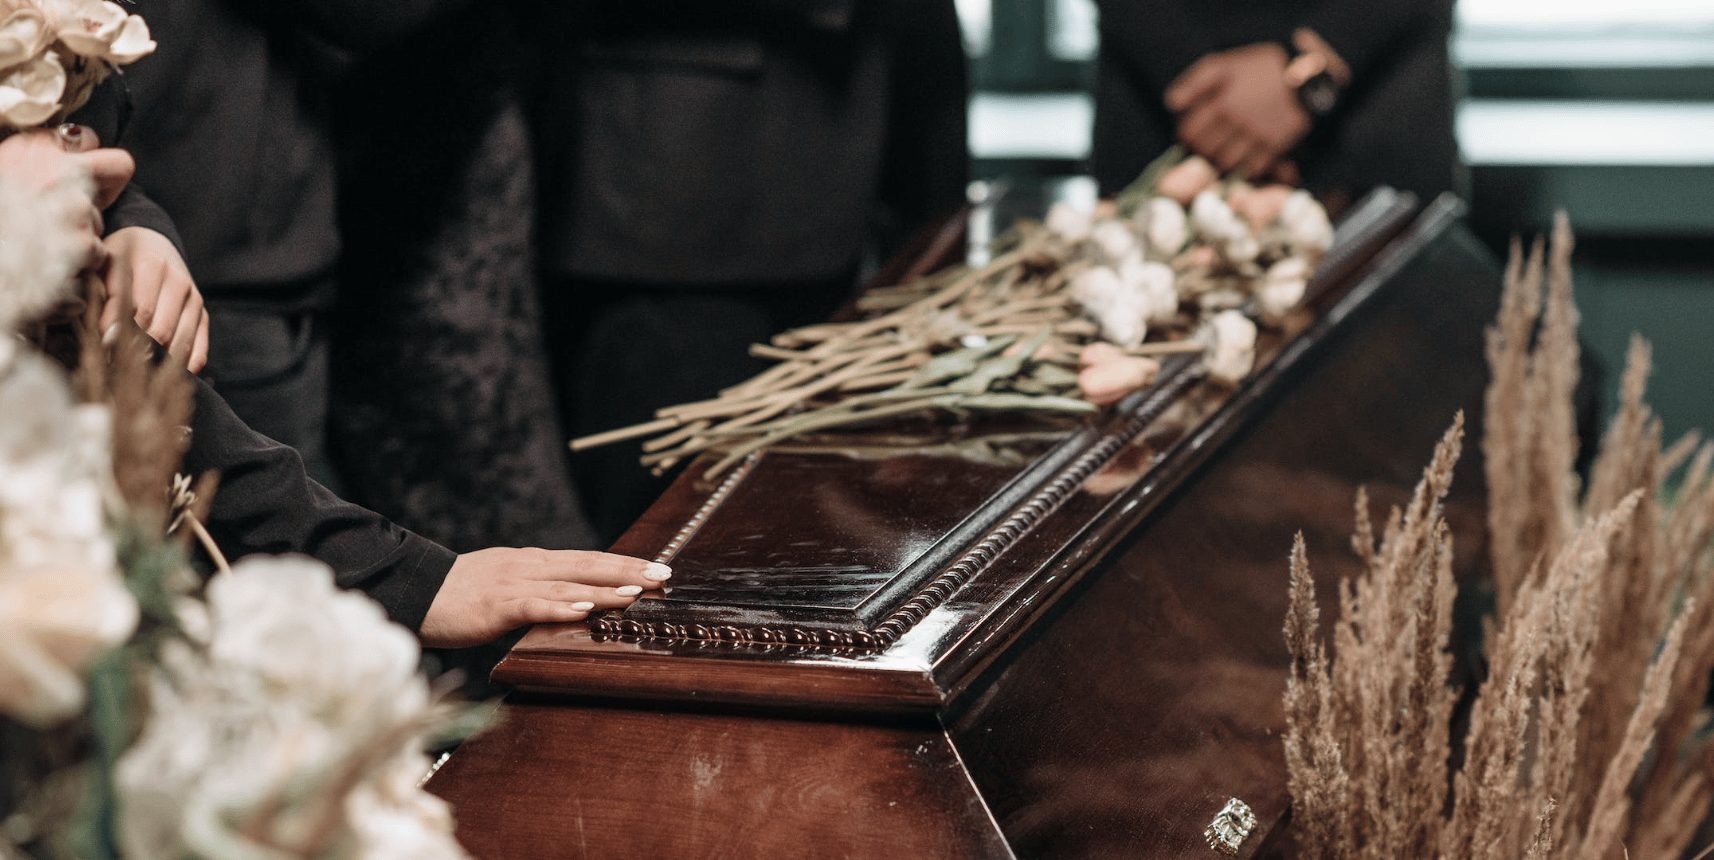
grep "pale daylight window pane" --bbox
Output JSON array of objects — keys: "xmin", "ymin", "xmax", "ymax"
[
  {"xmin": 955, "ymin": 0, "xmax": 992, "ymax": 58},
  {"xmin": 1047, "ymin": 0, "xmax": 1099, "ymax": 62},
  {"xmin": 1458, "ymin": 0, "xmax": 1714, "ymax": 29}
]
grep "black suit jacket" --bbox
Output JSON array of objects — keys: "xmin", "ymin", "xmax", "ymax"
[
  {"xmin": 527, "ymin": 0, "xmax": 968, "ymax": 285},
  {"xmin": 1092, "ymin": 0, "xmax": 1461, "ymax": 203}
]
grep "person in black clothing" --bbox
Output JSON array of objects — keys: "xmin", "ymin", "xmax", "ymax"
[
  {"xmin": 114, "ymin": 0, "xmax": 523, "ymax": 490},
  {"xmin": 1092, "ymin": 0, "xmax": 1461, "ymax": 207},
  {"xmin": 527, "ymin": 0, "xmax": 969, "ymax": 541},
  {"xmin": 0, "ymin": 127, "xmax": 665, "ymax": 650},
  {"xmin": 109, "ymin": 0, "xmax": 600, "ymax": 553},
  {"xmin": 183, "ymin": 375, "xmax": 667, "ymax": 647},
  {"xmin": 112, "ymin": 0, "xmax": 366, "ymax": 487},
  {"xmin": 327, "ymin": 4, "xmax": 597, "ymax": 554}
]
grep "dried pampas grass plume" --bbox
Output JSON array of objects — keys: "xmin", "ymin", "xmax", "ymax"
[
  {"xmin": 72, "ymin": 275, "xmax": 199, "ymax": 535},
  {"xmin": 1286, "ymin": 212, "xmax": 1714, "ymax": 857},
  {"xmin": 1284, "ymin": 415, "xmax": 1462, "ymax": 858},
  {"xmin": 1483, "ymin": 213, "xmax": 1580, "ymax": 615}
]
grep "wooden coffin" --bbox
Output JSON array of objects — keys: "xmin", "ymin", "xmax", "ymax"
[{"xmin": 427, "ymin": 191, "xmax": 1501, "ymax": 858}]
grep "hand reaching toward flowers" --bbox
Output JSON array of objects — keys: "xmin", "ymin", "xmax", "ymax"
[
  {"xmin": 100, "ymin": 226, "xmax": 209, "ymax": 372},
  {"xmin": 1165, "ymin": 43, "xmax": 1310, "ymax": 179},
  {"xmin": 419, "ymin": 548, "xmax": 673, "ymax": 648}
]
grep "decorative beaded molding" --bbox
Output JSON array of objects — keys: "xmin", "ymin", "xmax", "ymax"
[
  {"xmin": 651, "ymin": 453, "xmax": 759, "ymax": 565},
  {"xmin": 1203, "ymin": 797, "xmax": 1257, "ymax": 855},
  {"xmin": 591, "ymin": 362, "xmax": 1205, "ymax": 652}
]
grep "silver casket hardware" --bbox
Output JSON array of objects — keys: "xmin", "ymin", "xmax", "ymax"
[{"xmin": 1203, "ymin": 797, "xmax": 1257, "ymax": 855}]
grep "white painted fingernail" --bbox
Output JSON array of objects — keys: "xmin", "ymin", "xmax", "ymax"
[
  {"xmin": 102, "ymin": 322, "xmax": 120, "ymax": 345},
  {"xmin": 570, "ymin": 601, "xmax": 595, "ymax": 612},
  {"xmin": 615, "ymin": 585, "xmax": 643, "ymax": 597},
  {"xmin": 645, "ymin": 563, "xmax": 673, "ymax": 581}
]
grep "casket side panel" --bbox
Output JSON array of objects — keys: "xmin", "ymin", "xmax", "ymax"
[{"xmin": 941, "ymin": 223, "xmax": 1502, "ymax": 858}]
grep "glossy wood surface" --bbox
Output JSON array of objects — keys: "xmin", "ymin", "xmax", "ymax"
[
  {"xmin": 498, "ymin": 190, "xmax": 1429, "ymax": 704},
  {"xmin": 942, "ymin": 216, "xmax": 1501, "ymax": 857},
  {"xmin": 430, "ymin": 195, "xmax": 1504, "ymax": 858},
  {"xmin": 431, "ymin": 698, "xmax": 1011, "ymax": 859}
]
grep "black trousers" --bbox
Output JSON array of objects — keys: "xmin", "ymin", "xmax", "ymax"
[{"xmin": 542, "ymin": 275, "xmax": 854, "ymax": 545}]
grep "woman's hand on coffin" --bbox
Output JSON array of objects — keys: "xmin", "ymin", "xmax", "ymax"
[{"xmin": 419, "ymin": 548, "xmax": 673, "ymax": 648}]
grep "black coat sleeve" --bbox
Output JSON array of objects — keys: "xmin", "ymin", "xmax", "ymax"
[
  {"xmin": 183, "ymin": 377, "xmax": 457, "ymax": 631},
  {"xmin": 103, "ymin": 185, "xmax": 187, "ymax": 259},
  {"xmin": 1304, "ymin": 0, "xmax": 1452, "ymax": 84},
  {"xmin": 1094, "ymin": 0, "xmax": 1220, "ymax": 95},
  {"xmin": 68, "ymin": 76, "xmax": 188, "ymax": 259}
]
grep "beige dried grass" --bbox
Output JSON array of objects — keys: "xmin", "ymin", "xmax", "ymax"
[
  {"xmin": 1285, "ymin": 213, "xmax": 1714, "ymax": 857},
  {"xmin": 72, "ymin": 275, "xmax": 198, "ymax": 533}
]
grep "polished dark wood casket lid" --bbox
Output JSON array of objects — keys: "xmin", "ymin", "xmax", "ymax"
[
  {"xmin": 435, "ymin": 190, "xmax": 1503, "ymax": 859},
  {"xmin": 495, "ymin": 188, "xmax": 1448, "ymax": 712}
]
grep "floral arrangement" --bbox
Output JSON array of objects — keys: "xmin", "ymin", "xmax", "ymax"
[
  {"xmin": 1281, "ymin": 216, "xmax": 1714, "ymax": 858},
  {"xmin": 573, "ymin": 149, "xmax": 1335, "ymax": 476},
  {"xmin": 1052, "ymin": 147, "xmax": 1332, "ymax": 342},
  {"xmin": 0, "ymin": 164, "xmax": 473, "ymax": 857},
  {"xmin": 0, "ymin": 0, "xmax": 155, "ymax": 128}
]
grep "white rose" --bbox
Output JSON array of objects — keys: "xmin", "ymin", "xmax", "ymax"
[
  {"xmin": 0, "ymin": 51, "xmax": 64, "ymax": 127},
  {"xmin": 0, "ymin": 351, "xmax": 131, "ymax": 728},
  {"xmin": 200, "ymin": 557, "xmax": 425, "ymax": 725},
  {"xmin": 1201, "ymin": 309, "xmax": 1257, "ymax": 386},
  {"xmin": 0, "ymin": 9, "xmax": 49, "ymax": 71},
  {"xmin": 1045, "ymin": 201, "xmax": 1093, "ymax": 243},
  {"xmin": 49, "ymin": 0, "xmax": 154, "ymax": 64},
  {"xmin": 1136, "ymin": 196, "xmax": 1188, "ymax": 256},
  {"xmin": 348, "ymin": 755, "xmax": 468, "ymax": 860},
  {"xmin": 1256, "ymin": 258, "xmax": 1311, "ymax": 324},
  {"xmin": 1070, "ymin": 265, "xmax": 1124, "ymax": 308},
  {"xmin": 1280, "ymin": 190, "xmax": 1334, "ymax": 256},
  {"xmin": 1223, "ymin": 230, "xmax": 1260, "ymax": 265},
  {"xmin": 1094, "ymin": 295, "xmax": 1147, "ymax": 347},
  {"xmin": 117, "ymin": 557, "xmax": 469, "ymax": 860},
  {"xmin": 0, "ymin": 560, "xmax": 136, "ymax": 726},
  {"xmin": 1090, "ymin": 219, "xmax": 1137, "ymax": 262},
  {"xmin": 1190, "ymin": 190, "xmax": 1243, "ymax": 242},
  {"xmin": 1118, "ymin": 255, "xmax": 1179, "ymax": 324}
]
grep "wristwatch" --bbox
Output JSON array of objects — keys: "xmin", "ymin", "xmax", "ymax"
[{"xmin": 1284, "ymin": 47, "xmax": 1342, "ymax": 119}]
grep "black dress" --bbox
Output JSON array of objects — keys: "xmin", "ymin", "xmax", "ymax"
[{"xmin": 330, "ymin": 6, "xmax": 597, "ymax": 553}]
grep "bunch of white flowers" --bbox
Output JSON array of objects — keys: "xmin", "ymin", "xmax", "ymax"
[
  {"xmin": 1046, "ymin": 154, "xmax": 1331, "ymax": 388},
  {"xmin": 0, "ymin": 0, "xmax": 155, "ymax": 128},
  {"xmin": 116, "ymin": 556, "xmax": 468, "ymax": 860},
  {"xmin": 0, "ymin": 168, "xmax": 94, "ymax": 327},
  {"xmin": 0, "ymin": 346, "xmax": 133, "ymax": 727},
  {"xmin": 1200, "ymin": 309, "xmax": 1259, "ymax": 386}
]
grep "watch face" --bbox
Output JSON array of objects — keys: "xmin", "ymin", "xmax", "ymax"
[{"xmin": 1300, "ymin": 74, "xmax": 1340, "ymax": 117}]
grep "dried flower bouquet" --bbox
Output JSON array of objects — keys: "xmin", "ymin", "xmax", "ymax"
[
  {"xmin": 574, "ymin": 149, "xmax": 1335, "ymax": 476},
  {"xmin": 1283, "ymin": 216, "xmax": 1714, "ymax": 858}
]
